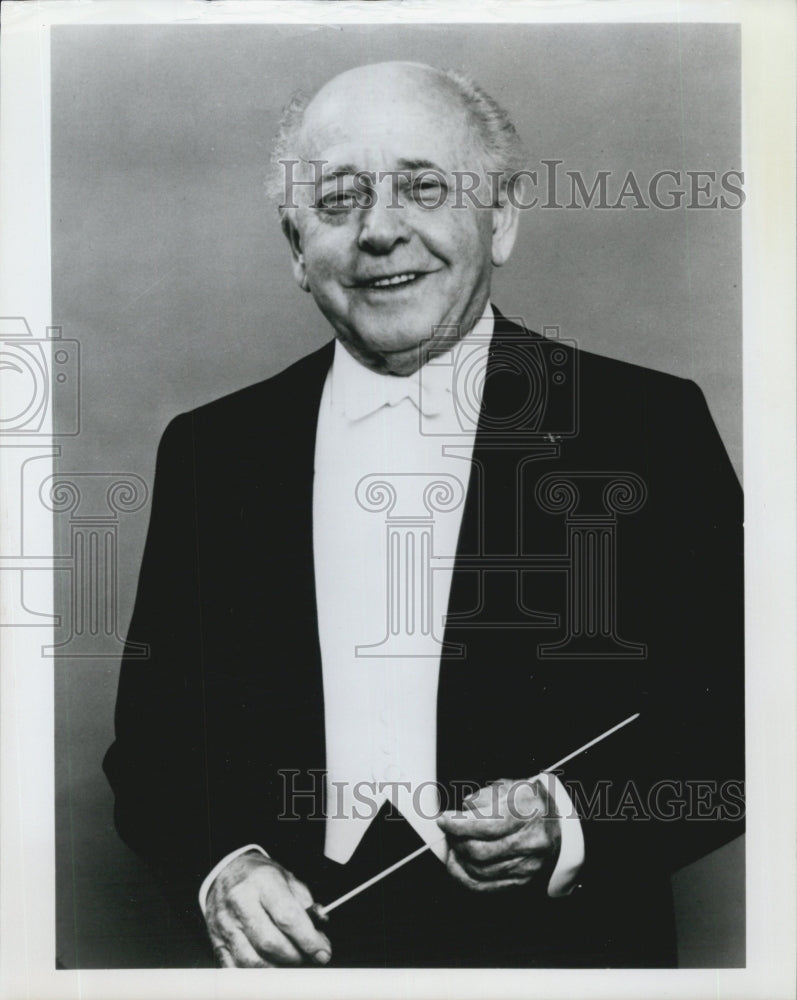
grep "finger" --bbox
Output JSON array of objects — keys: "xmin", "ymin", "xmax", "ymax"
[
  {"xmin": 225, "ymin": 925, "xmax": 280, "ymax": 968},
  {"xmin": 462, "ymin": 779, "xmax": 508, "ymax": 808},
  {"xmin": 206, "ymin": 906, "xmax": 243, "ymax": 955},
  {"xmin": 506, "ymin": 780, "xmax": 555, "ymax": 821},
  {"xmin": 458, "ymin": 845, "xmax": 525, "ymax": 872},
  {"xmin": 463, "ymin": 777, "xmax": 550, "ymax": 815},
  {"xmin": 446, "ymin": 846, "xmax": 528, "ymax": 892},
  {"xmin": 306, "ymin": 902, "xmax": 330, "ymax": 928},
  {"xmin": 439, "ymin": 781, "xmax": 549, "ymax": 840},
  {"xmin": 437, "ymin": 810, "xmax": 523, "ymax": 840},
  {"xmin": 227, "ymin": 892, "xmax": 307, "ymax": 966},
  {"xmin": 284, "ymin": 872, "xmax": 329, "ymax": 929},
  {"xmin": 455, "ymin": 848, "xmax": 541, "ymax": 882},
  {"xmin": 453, "ymin": 824, "xmax": 540, "ymax": 863},
  {"xmin": 213, "ymin": 944, "xmax": 235, "ymax": 968},
  {"xmin": 248, "ymin": 921, "xmax": 306, "ymax": 966},
  {"xmin": 209, "ymin": 913, "xmax": 272, "ymax": 968},
  {"xmin": 285, "ymin": 871, "xmax": 314, "ymax": 910},
  {"xmin": 259, "ymin": 877, "xmax": 332, "ymax": 964}
]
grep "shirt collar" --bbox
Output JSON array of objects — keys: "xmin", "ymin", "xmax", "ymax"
[{"xmin": 332, "ymin": 306, "xmax": 495, "ymax": 422}]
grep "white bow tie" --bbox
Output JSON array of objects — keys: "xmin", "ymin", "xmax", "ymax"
[
  {"xmin": 332, "ymin": 309, "xmax": 495, "ymax": 423},
  {"xmin": 339, "ymin": 356, "xmax": 452, "ymax": 421}
]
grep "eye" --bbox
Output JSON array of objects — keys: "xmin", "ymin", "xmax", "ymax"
[
  {"xmin": 411, "ymin": 176, "xmax": 448, "ymax": 208},
  {"xmin": 315, "ymin": 192, "xmax": 360, "ymax": 214}
]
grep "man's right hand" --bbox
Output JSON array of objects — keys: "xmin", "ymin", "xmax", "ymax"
[{"xmin": 204, "ymin": 851, "xmax": 332, "ymax": 967}]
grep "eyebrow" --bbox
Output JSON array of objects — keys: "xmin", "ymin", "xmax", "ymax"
[
  {"xmin": 318, "ymin": 158, "xmax": 448, "ymax": 183},
  {"xmin": 395, "ymin": 158, "xmax": 446, "ymax": 174},
  {"xmin": 319, "ymin": 164, "xmax": 360, "ymax": 182}
]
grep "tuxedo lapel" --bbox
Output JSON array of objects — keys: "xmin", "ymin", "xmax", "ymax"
[
  {"xmin": 437, "ymin": 312, "xmax": 561, "ymax": 796},
  {"xmin": 235, "ymin": 342, "xmax": 335, "ymax": 859}
]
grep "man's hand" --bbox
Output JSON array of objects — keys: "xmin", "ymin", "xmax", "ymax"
[
  {"xmin": 204, "ymin": 851, "xmax": 332, "ymax": 967},
  {"xmin": 437, "ymin": 777, "xmax": 562, "ymax": 891}
]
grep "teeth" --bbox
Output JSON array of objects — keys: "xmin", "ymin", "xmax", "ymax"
[{"xmin": 370, "ymin": 272, "xmax": 417, "ymax": 287}]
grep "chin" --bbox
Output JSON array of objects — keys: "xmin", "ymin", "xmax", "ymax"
[{"xmin": 358, "ymin": 327, "xmax": 429, "ymax": 356}]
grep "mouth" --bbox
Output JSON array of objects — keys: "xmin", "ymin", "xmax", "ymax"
[{"xmin": 356, "ymin": 271, "xmax": 427, "ymax": 290}]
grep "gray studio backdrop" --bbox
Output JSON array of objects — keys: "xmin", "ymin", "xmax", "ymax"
[{"xmin": 52, "ymin": 23, "xmax": 744, "ymax": 968}]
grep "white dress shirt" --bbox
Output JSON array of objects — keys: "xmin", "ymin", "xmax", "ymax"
[
  {"xmin": 313, "ymin": 312, "xmax": 493, "ymax": 864},
  {"xmin": 199, "ymin": 306, "xmax": 584, "ymax": 912}
]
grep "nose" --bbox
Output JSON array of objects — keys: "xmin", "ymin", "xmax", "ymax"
[{"xmin": 357, "ymin": 182, "xmax": 411, "ymax": 254}]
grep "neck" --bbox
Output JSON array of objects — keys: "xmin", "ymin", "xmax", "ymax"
[{"xmin": 337, "ymin": 303, "xmax": 493, "ymax": 378}]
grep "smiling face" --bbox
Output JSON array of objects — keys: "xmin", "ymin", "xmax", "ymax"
[{"xmin": 281, "ymin": 63, "xmax": 519, "ymax": 375}]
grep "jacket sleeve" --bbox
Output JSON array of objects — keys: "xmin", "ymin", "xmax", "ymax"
[
  {"xmin": 103, "ymin": 412, "xmax": 216, "ymax": 923},
  {"xmin": 558, "ymin": 378, "xmax": 745, "ymax": 885}
]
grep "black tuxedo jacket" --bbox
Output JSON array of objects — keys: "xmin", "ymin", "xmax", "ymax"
[{"xmin": 104, "ymin": 311, "xmax": 744, "ymax": 967}]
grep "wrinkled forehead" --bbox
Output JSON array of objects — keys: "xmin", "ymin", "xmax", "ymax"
[{"xmin": 297, "ymin": 69, "xmax": 479, "ymax": 173}]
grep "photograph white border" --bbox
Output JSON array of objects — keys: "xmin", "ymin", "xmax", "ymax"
[{"xmin": 0, "ymin": 1, "xmax": 794, "ymax": 998}]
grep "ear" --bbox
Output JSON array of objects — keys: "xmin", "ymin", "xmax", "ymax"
[
  {"xmin": 490, "ymin": 197, "xmax": 520, "ymax": 267},
  {"xmin": 282, "ymin": 213, "xmax": 311, "ymax": 292}
]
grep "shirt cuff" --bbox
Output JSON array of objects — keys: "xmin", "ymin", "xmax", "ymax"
[
  {"xmin": 536, "ymin": 773, "xmax": 585, "ymax": 897},
  {"xmin": 198, "ymin": 844, "xmax": 270, "ymax": 915}
]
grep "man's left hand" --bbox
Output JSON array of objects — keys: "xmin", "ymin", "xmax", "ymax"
[{"xmin": 436, "ymin": 777, "xmax": 562, "ymax": 891}]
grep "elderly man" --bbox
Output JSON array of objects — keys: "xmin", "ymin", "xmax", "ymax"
[{"xmin": 104, "ymin": 62, "xmax": 744, "ymax": 968}]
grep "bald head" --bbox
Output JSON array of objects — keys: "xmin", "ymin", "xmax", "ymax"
[
  {"xmin": 269, "ymin": 61, "xmax": 525, "ymax": 215},
  {"xmin": 299, "ymin": 62, "xmax": 470, "ymax": 153},
  {"xmin": 306, "ymin": 61, "xmax": 456, "ymax": 112}
]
